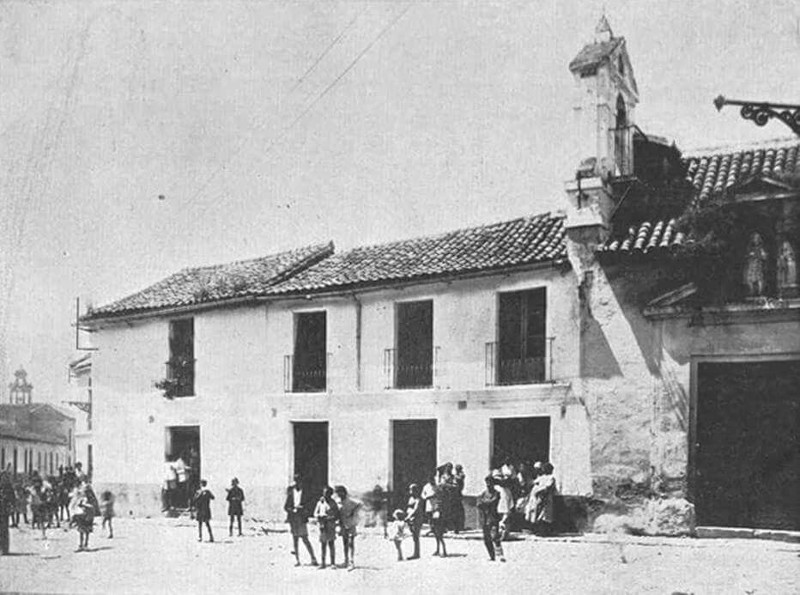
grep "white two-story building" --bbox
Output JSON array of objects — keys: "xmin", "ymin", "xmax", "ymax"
[{"xmin": 84, "ymin": 216, "xmax": 592, "ymax": 521}]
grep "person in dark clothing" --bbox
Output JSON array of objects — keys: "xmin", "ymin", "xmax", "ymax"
[
  {"xmin": 226, "ymin": 478, "xmax": 245, "ymax": 537},
  {"xmin": 477, "ymin": 474, "xmax": 505, "ymax": 562},
  {"xmin": 193, "ymin": 479, "xmax": 214, "ymax": 542},
  {"xmin": 284, "ymin": 474, "xmax": 318, "ymax": 567},
  {"xmin": 0, "ymin": 465, "xmax": 16, "ymax": 555},
  {"xmin": 453, "ymin": 464, "xmax": 466, "ymax": 533}
]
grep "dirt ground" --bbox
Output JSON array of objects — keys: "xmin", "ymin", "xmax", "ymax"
[{"xmin": 1, "ymin": 517, "xmax": 798, "ymax": 594}]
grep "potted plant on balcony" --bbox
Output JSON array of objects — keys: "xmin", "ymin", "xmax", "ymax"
[{"xmin": 154, "ymin": 355, "xmax": 195, "ymax": 399}]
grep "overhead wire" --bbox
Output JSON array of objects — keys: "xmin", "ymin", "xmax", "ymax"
[
  {"xmin": 195, "ymin": 2, "xmax": 413, "ymax": 209},
  {"xmin": 186, "ymin": 5, "xmax": 369, "ymax": 206}
]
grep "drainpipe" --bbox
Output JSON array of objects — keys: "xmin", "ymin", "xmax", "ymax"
[{"xmin": 352, "ymin": 294, "xmax": 362, "ymax": 392}]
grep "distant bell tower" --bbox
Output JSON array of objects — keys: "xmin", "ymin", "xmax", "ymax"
[
  {"xmin": 565, "ymin": 15, "xmax": 640, "ymax": 245},
  {"xmin": 8, "ymin": 367, "xmax": 33, "ymax": 404}
]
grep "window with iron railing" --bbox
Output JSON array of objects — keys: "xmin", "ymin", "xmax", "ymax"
[
  {"xmin": 383, "ymin": 346, "xmax": 440, "ymax": 390},
  {"xmin": 287, "ymin": 311, "xmax": 327, "ymax": 392},
  {"xmin": 385, "ymin": 300, "xmax": 435, "ymax": 389},
  {"xmin": 488, "ymin": 288, "xmax": 550, "ymax": 386}
]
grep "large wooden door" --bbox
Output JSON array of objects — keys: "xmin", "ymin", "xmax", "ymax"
[
  {"xmin": 695, "ymin": 360, "xmax": 800, "ymax": 530},
  {"xmin": 392, "ymin": 419, "xmax": 437, "ymax": 508}
]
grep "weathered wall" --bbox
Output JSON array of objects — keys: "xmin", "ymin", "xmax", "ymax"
[{"xmin": 91, "ymin": 266, "xmax": 592, "ymax": 519}]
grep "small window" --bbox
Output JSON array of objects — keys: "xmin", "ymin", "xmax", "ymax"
[
  {"xmin": 292, "ymin": 311, "xmax": 327, "ymax": 392},
  {"xmin": 168, "ymin": 318, "xmax": 195, "ymax": 397},
  {"xmin": 497, "ymin": 288, "xmax": 547, "ymax": 384},
  {"xmin": 395, "ymin": 300, "xmax": 434, "ymax": 389}
]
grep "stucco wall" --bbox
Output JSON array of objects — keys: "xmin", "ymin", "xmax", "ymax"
[
  {"xmin": 572, "ymin": 251, "xmax": 800, "ymax": 516},
  {"xmin": 91, "ymin": 266, "xmax": 591, "ymax": 519}
]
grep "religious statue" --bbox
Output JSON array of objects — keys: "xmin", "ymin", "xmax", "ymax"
[
  {"xmin": 777, "ymin": 239, "xmax": 798, "ymax": 297},
  {"xmin": 743, "ymin": 232, "xmax": 767, "ymax": 298}
]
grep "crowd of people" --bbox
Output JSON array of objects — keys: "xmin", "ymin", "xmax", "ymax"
[
  {"xmin": 0, "ymin": 461, "xmax": 115, "ymax": 555},
  {"xmin": 2, "ymin": 456, "xmax": 558, "ymax": 565},
  {"xmin": 282, "ymin": 458, "xmax": 558, "ymax": 567}
]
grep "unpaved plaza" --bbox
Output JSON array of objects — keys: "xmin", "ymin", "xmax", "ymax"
[{"xmin": 1, "ymin": 518, "xmax": 798, "ymax": 594}]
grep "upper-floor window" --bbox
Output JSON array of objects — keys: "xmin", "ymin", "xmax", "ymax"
[
  {"xmin": 291, "ymin": 311, "xmax": 327, "ymax": 392},
  {"xmin": 394, "ymin": 300, "xmax": 434, "ymax": 389},
  {"xmin": 496, "ymin": 288, "xmax": 547, "ymax": 385},
  {"xmin": 168, "ymin": 318, "xmax": 195, "ymax": 397}
]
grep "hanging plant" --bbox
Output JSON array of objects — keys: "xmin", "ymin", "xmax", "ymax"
[{"xmin": 154, "ymin": 355, "xmax": 195, "ymax": 399}]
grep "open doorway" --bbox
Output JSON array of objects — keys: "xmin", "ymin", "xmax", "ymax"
[
  {"xmin": 165, "ymin": 425, "xmax": 200, "ymax": 509},
  {"xmin": 293, "ymin": 422, "xmax": 328, "ymax": 499},
  {"xmin": 391, "ymin": 419, "xmax": 437, "ymax": 509},
  {"xmin": 695, "ymin": 360, "xmax": 800, "ymax": 530},
  {"xmin": 491, "ymin": 416, "xmax": 550, "ymax": 469}
]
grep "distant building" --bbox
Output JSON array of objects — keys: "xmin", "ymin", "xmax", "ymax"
[
  {"xmin": 8, "ymin": 367, "xmax": 33, "ymax": 405},
  {"xmin": 0, "ymin": 403, "xmax": 75, "ymax": 477},
  {"xmin": 67, "ymin": 353, "xmax": 93, "ymax": 478}
]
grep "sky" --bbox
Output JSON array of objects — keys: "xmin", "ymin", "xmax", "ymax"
[{"xmin": 1, "ymin": 0, "xmax": 799, "ymax": 405}]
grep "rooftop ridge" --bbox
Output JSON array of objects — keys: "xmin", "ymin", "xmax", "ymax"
[
  {"xmin": 682, "ymin": 137, "xmax": 799, "ymax": 159},
  {"xmin": 337, "ymin": 211, "xmax": 563, "ymax": 256}
]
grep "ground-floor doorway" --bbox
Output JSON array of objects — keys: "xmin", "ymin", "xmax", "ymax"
[
  {"xmin": 391, "ymin": 419, "xmax": 437, "ymax": 509},
  {"xmin": 293, "ymin": 422, "xmax": 329, "ymax": 499},
  {"xmin": 491, "ymin": 416, "xmax": 550, "ymax": 469},
  {"xmin": 165, "ymin": 425, "xmax": 200, "ymax": 509},
  {"xmin": 695, "ymin": 359, "xmax": 800, "ymax": 530}
]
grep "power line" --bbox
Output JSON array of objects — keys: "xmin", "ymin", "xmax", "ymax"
[
  {"xmin": 289, "ymin": 11, "xmax": 362, "ymax": 94},
  {"xmin": 187, "ymin": 7, "xmax": 368, "ymax": 206},
  {"xmin": 191, "ymin": 3, "xmax": 412, "ymax": 207}
]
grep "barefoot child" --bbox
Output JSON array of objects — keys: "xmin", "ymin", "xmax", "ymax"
[
  {"xmin": 405, "ymin": 484, "xmax": 423, "ymax": 560},
  {"xmin": 334, "ymin": 485, "xmax": 360, "ymax": 570},
  {"xmin": 387, "ymin": 509, "xmax": 407, "ymax": 561},
  {"xmin": 313, "ymin": 486, "xmax": 338, "ymax": 569},
  {"xmin": 193, "ymin": 480, "xmax": 214, "ymax": 543},
  {"xmin": 100, "ymin": 490, "xmax": 115, "ymax": 538},
  {"xmin": 429, "ymin": 484, "xmax": 447, "ymax": 557},
  {"xmin": 226, "ymin": 478, "xmax": 245, "ymax": 537}
]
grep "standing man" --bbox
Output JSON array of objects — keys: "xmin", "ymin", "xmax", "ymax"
[
  {"xmin": 284, "ymin": 474, "xmax": 318, "ymax": 567},
  {"xmin": 334, "ymin": 485, "xmax": 361, "ymax": 570},
  {"xmin": 477, "ymin": 474, "xmax": 505, "ymax": 562},
  {"xmin": 0, "ymin": 464, "xmax": 16, "ymax": 555},
  {"xmin": 173, "ymin": 454, "xmax": 189, "ymax": 508},
  {"xmin": 162, "ymin": 457, "xmax": 177, "ymax": 512}
]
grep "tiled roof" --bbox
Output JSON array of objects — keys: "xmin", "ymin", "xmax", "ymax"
[
  {"xmin": 86, "ymin": 243, "xmax": 334, "ymax": 320},
  {"xmin": 601, "ymin": 139, "xmax": 800, "ymax": 257},
  {"xmin": 684, "ymin": 138, "xmax": 800, "ymax": 201},
  {"xmin": 267, "ymin": 213, "xmax": 567, "ymax": 295}
]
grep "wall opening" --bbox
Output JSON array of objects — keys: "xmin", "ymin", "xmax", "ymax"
[
  {"xmin": 165, "ymin": 425, "xmax": 201, "ymax": 509},
  {"xmin": 491, "ymin": 416, "xmax": 550, "ymax": 469},
  {"xmin": 293, "ymin": 421, "xmax": 329, "ymax": 498},
  {"xmin": 694, "ymin": 360, "xmax": 800, "ymax": 530},
  {"xmin": 391, "ymin": 419, "xmax": 437, "ymax": 509}
]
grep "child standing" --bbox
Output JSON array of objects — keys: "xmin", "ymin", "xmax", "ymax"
[
  {"xmin": 100, "ymin": 490, "xmax": 115, "ymax": 539},
  {"xmin": 226, "ymin": 478, "xmax": 245, "ymax": 537},
  {"xmin": 405, "ymin": 483, "xmax": 423, "ymax": 560},
  {"xmin": 69, "ymin": 483, "xmax": 96, "ymax": 551},
  {"xmin": 428, "ymin": 484, "xmax": 447, "ymax": 557},
  {"xmin": 193, "ymin": 480, "xmax": 215, "ymax": 543},
  {"xmin": 313, "ymin": 486, "xmax": 338, "ymax": 569},
  {"xmin": 387, "ymin": 509, "xmax": 407, "ymax": 561},
  {"xmin": 477, "ymin": 475, "xmax": 505, "ymax": 562},
  {"xmin": 334, "ymin": 485, "xmax": 360, "ymax": 571}
]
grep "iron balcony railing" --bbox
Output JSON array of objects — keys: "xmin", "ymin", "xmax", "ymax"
[
  {"xmin": 284, "ymin": 353, "xmax": 329, "ymax": 393},
  {"xmin": 485, "ymin": 337, "xmax": 555, "ymax": 386},
  {"xmin": 383, "ymin": 347, "xmax": 440, "ymax": 390},
  {"xmin": 166, "ymin": 356, "xmax": 196, "ymax": 397}
]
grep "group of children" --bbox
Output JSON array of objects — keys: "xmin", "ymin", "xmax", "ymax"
[
  {"xmin": 191, "ymin": 477, "xmax": 247, "ymax": 543},
  {"xmin": 284, "ymin": 475, "xmax": 361, "ymax": 570},
  {"xmin": 0, "ymin": 463, "xmax": 116, "ymax": 553}
]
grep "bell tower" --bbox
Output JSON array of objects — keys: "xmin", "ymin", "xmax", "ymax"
[{"xmin": 564, "ymin": 16, "xmax": 639, "ymax": 245}]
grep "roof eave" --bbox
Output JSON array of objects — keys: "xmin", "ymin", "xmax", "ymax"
[{"xmin": 84, "ymin": 257, "xmax": 571, "ymax": 327}]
